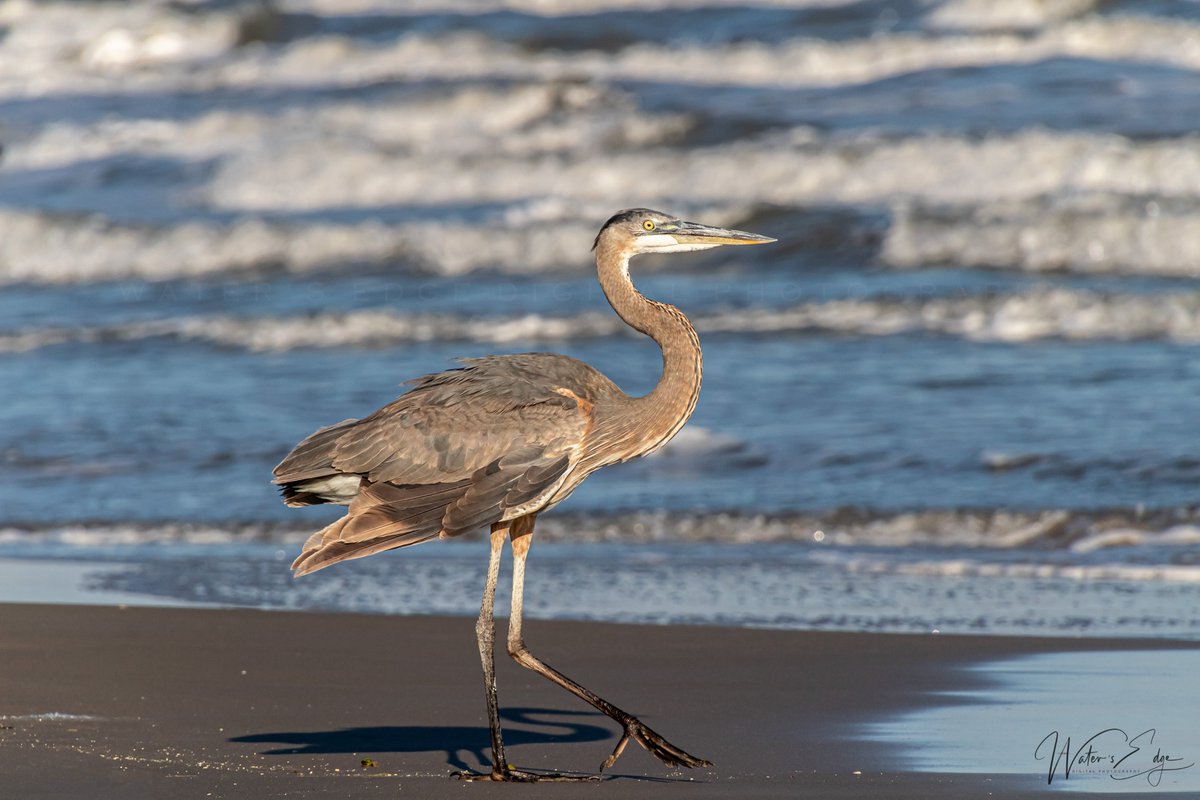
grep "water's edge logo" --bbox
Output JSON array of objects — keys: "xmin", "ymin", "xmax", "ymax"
[{"xmin": 1035, "ymin": 728, "xmax": 1194, "ymax": 787}]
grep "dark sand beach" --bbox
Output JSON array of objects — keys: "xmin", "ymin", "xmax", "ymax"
[{"xmin": 3, "ymin": 603, "xmax": 1197, "ymax": 798}]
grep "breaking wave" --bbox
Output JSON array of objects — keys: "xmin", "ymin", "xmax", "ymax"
[
  {"xmin": 3, "ymin": 507, "xmax": 1198, "ymax": 554},
  {"xmin": 8, "ymin": 130, "xmax": 1200, "ymax": 283},
  {"xmin": 4, "ymin": 287, "xmax": 1199, "ymax": 353},
  {"xmin": 885, "ymin": 195, "xmax": 1200, "ymax": 277},
  {"xmin": 6, "ymin": 4, "xmax": 1199, "ymax": 97},
  {"xmin": 7, "ymin": 0, "xmax": 1200, "ymax": 287}
]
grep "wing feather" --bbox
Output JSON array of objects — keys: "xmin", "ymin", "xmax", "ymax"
[
  {"xmin": 276, "ymin": 355, "xmax": 607, "ymax": 576},
  {"xmin": 292, "ymin": 453, "xmax": 573, "ymax": 575},
  {"xmin": 272, "ymin": 418, "xmax": 358, "ymax": 483}
]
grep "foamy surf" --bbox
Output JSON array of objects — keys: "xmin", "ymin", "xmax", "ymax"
[
  {"xmin": 885, "ymin": 195, "xmax": 1200, "ymax": 276},
  {"xmin": 202, "ymin": 130, "xmax": 1200, "ymax": 213},
  {"xmin": 4, "ymin": 535, "xmax": 1198, "ymax": 638},
  {"xmin": 9, "ymin": 11, "xmax": 1199, "ymax": 96},
  {"xmin": 4, "ymin": 287, "xmax": 1199, "ymax": 353},
  {"xmin": 4, "ymin": 507, "xmax": 1198, "ymax": 553},
  {"xmin": 8, "ymin": 132, "xmax": 1200, "ymax": 283}
]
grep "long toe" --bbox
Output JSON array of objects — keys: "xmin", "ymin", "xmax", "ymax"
[
  {"xmin": 602, "ymin": 718, "xmax": 712, "ymax": 772},
  {"xmin": 454, "ymin": 767, "xmax": 600, "ymax": 783}
]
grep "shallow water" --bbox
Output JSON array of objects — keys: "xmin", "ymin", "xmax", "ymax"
[
  {"xmin": 1, "ymin": 0, "xmax": 1198, "ymax": 634},
  {"xmin": 3, "ymin": 523, "xmax": 1199, "ymax": 639},
  {"xmin": 871, "ymin": 649, "xmax": 1200, "ymax": 792}
]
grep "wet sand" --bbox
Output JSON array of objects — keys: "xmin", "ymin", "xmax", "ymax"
[{"xmin": 1, "ymin": 603, "xmax": 1197, "ymax": 798}]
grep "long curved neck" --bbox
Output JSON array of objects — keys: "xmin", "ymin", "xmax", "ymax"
[{"xmin": 594, "ymin": 237, "xmax": 702, "ymax": 458}]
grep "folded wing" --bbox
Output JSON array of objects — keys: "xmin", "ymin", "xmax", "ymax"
[{"xmin": 273, "ymin": 359, "xmax": 590, "ymax": 575}]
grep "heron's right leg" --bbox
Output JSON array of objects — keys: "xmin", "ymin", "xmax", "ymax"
[
  {"xmin": 476, "ymin": 524, "xmax": 508, "ymax": 779},
  {"xmin": 506, "ymin": 517, "xmax": 711, "ymax": 774}
]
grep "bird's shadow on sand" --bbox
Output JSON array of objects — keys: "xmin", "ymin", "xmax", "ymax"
[{"xmin": 233, "ymin": 706, "xmax": 631, "ymax": 775}]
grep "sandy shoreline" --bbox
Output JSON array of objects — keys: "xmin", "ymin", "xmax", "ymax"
[{"xmin": 2, "ymin": 603, "xmax": 1198, "ymax": 798}]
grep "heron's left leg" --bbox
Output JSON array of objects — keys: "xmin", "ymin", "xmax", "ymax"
[
  {"xmin": 477, "ymin": 525, "xmax": 508, "ymax": 777},
  {"xmin": 506, "ymin": 515, "xmax": 711, "ymax": 774}
]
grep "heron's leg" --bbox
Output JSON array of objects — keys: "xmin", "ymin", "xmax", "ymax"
[
  {"xmin": 457, "ymin": 523, "xmax": 597, "ymax": 784},
  {"xmin": 507, "ymin": 517, "xmax": 711, "ymax": 773}
]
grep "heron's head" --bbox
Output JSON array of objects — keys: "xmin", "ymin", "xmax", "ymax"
[{"xmin": 593, "ymin": 208, "xmax": 775, "ymax": 256}]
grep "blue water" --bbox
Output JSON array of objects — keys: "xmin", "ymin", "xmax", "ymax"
[
  {"xmin": 5, "ymin": 326, "xmax": 1199, "ymax": 521},
  {"xmin": 1, "ymin": 0, "xmax": 1198, "ymax": 629}
]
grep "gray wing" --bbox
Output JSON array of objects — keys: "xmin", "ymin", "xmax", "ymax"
[{"xmin": 274, "ymin": 358, "xmax": 590, "ymax": 575}]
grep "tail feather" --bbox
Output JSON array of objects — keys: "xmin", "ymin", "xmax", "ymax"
[
  {"xmin": 292, "ymin": 525, "xmax": 439, "ymax": 576},
  {"xmin": 280, "ymin": 486, "xmax": 333, "ymax": 507}
]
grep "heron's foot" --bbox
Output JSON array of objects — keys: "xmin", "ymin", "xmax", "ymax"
[
  {"xmin": 453, "ymin": 766, "xmax": 601, "ymax": 783},
  {"xmin": 600, "ymin": 716, "xmax": 712, "ymax": 772}
]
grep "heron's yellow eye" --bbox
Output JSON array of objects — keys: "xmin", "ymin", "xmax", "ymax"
[{"xmin": 643, "ymin": 220, "xmax": 655, "ymax": 231}]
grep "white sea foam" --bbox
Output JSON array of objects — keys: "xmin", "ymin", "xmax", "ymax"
[
  {"xmin": 927, "ymin": 0, "xmax": 1099, "ymax": 32},
  {"xmin": 9, "ymin": 0, "xmax": 1172, "ymax": 101},
  {"xmin": 843, "ymin": 557, "xmax": 1200, "ymax": 584},
  {"xmin": 0, "ymin": 210, "xmax": 413, "ymax": 284},
  {"xmin": 0, "ymin": 523, "xmax": 303, "ymax": 549},
  {"xmin": 9, "ymin": 131, "xmax": 1200, "ymax": 282},
  {"xmin": 178, "ymin": 18, "xmax": 1200, "ymax": 93},
  {"xmin": 4, "ymin": 509, "xmax": 1195, "ymax": 551},
  {"xmin": 700, "ymin": 288, "xmax": 1200, "ymax": 343},
  {"xmin": 281, "ymin": 0, "xmax": 861, "ymax": 13},
  {"xmin": 4, "ymin": 83, "xmax": 690, "ymax": 171},
  {"xmin": 4, "ymin": 287, "xmax": 1198, "ymax": 353},
  {"xmin": 646, "ymin": 426, "xmax": 752, "ymax": 459},
  {"xmin": 885, "ymin": 195, "xmax": 1200, "ymax": 276},
  {"xmin": 4, "ymin": 3, "xmax": 1200, "ymax": 284},
  {"xmin": 1070, "ymin": 525, "xmax": 1200, "ymax": 553},
  {"xmin": 13, "ymin": 0, "xmax": 1184, "ymax": 101},
  {"xmin": 202, "ymin": 130, "xmax": 1200, "ymax": 213},
  {"xmin": 0, "ymin": 0, "xmax": 251, "ymax": 96},
  {"xmin": 215, "ymin": 17, "xmax": 1200, "ymax": 91}
]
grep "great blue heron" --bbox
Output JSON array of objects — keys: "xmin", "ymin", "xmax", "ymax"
[{"xmin": 272, "ymin": 208, "xmax": 775, "ymax": 781}]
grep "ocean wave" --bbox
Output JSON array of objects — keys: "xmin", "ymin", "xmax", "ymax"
[
  {"xmin": 6, "ymin": 3, "xmax": 1200, "ymax": 287},
  {"xmin": 283, "ymin": 0, "xmax": 865, "ymax": 14},
  {"xmin": 0, "ymin": 209, "xmax": 411, "ymax": 284},
  {"xmin": 836, "ymin": 555, "xmax": 1200, "ymax": 583},
  {"xmin": 199, "ymin": 123, "xmax": 1200, "ymax": 216},
  {"xmin": 8, "ymin": 3, "xmax": 1194, "ymax": 96},
  {"xmin": 700, "ymin": 288, "xmax": 1200, "ymax": 343},
  {"xmin": 208, "ymin": 17, "xmax": 1200, "ymax": 93},
  {"xmin": 0, "ymin": 309, "xmax": 619, "ymax": 352},
  {"xmin": 927, "ymin": 0, "xmax": 1098, "ymax": 32},
  {"xmin": 3, "ymin": 507, "xmax": 1197, "ymax": 552},
  {"xmin": 10, "ymin": 129, "xmax": 1200, "ymax": 283},
  {"xmin": 1070, "ymin": 525, "xmax": 1200, "ymax": 553},
  {"xmin": 5, "ymin": 82, "xmax": 692, "ymax": 171},
  {"xmin": 183, "ymin": 18, "xmax": 1200, "ymax": 92},
  {"xmin": 4, "ymin": 287, "xmax": 1199, "ymax": 353},
  {"xmin": 0, "ymin": 0, "xmax": 252, "ymax": 95},
  {"xmin": 885, "ymin": 195, "xmax": 1200, "ymax": 276}
]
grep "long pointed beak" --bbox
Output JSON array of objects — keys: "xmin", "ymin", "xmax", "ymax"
[{"xmin": 671, "ymin": 220, "xmax": 776, "ymax": 246}]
